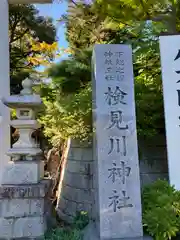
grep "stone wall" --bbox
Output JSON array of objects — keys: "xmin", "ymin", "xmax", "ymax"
[
  {"xmin": 0, "ymin": 179, "xmax": 52, "ymax": 239},
  {"xmin": 56, "ymin": 136, "xmax": 168, "ymax": 222},
  {"xmin": 56, "ymin": 140, "xmax": 94, "ymax": 222},
  {"xmin": 139, "ymin": 136, "xmax": 168, "ymax": 186}
]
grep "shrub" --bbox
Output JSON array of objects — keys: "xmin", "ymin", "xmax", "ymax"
[
  {"xmin": 142, "ymin": 180, "xmax": 180, "ymax": 240},
  {"xmin": 73, "ymin": 211, "xmax": 89, "ymax": 230},
  {"xmin": 45, "ymin": 228, "xmax": 81, "ymax": 240},
  {"xmin": 45, "ymin": 211, "xmax": 89, "ymax": 240}
]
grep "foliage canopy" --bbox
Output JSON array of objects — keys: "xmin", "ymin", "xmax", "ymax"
[
  {"xmin": 41, "ymin": 0, "xmax": 171, "ymax": 143},
  {"xmin": 10, "ymin": 4, "xmax": 57, "ymax": 94}
]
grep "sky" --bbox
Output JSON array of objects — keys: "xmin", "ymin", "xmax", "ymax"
[{"xmin": 35, "ymin": 2, "xmax": 69, "ymax": 62}]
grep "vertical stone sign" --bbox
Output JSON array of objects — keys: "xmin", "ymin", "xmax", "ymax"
[
  {"xmin": 159, "ymin": 35, "xmax": 180, "ymax": 190},
  {"xmin": 92, "ymin": 44, "xmax": 143, "ymax": 239}
]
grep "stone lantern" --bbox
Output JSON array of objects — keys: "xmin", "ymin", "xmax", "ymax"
[
  {"xmin": 0, "ymin": 0, "xmax": 53, "ymax": 193},
  {"xmin": 0, "ymin": 0, "xmax": 53, "ymax": 239},
  {"xmin": 1, "ymin": 78, "xmax": 44, "ymax": 184},
  {"xmin": 0, "ymin": 77, "xmax": 51, "ymax": 239}
]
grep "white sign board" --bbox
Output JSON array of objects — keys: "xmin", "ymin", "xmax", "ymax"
[
  {"xmin": 92, "ymin": 44, "xmax": 143, "ymax": 239},
  {"xmin": 160, "ymin": 35, "xmax": 180, "ymax": 190}
]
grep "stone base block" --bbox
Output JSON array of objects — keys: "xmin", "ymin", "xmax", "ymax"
[
  {"xmin": 83, "ymin": 222, "xmax": 152, "ymax": 240},
  {"xmin": 0, "ymin": 216, "xmax": 46, "ymax": 239},
  {"xmin": 0, "ymin": 179, "xmax": 53, "ymax": 239},
  {"xmin": 0, "ymin": 161, "xmax": 44, "ymax": 184}
]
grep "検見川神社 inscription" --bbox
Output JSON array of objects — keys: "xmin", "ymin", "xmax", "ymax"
[{"xmin": 92, "ymin": 44, "xmax": 143, "ymax": 239}]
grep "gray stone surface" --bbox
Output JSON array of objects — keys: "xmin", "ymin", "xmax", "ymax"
[
  {"xmin": 56, "ymin": 135, "xmax": 168, "ymax": 223},
  {"xmin": 92, "ymin": 44, "xmax": 143, "ymax": 239},
  {"xmin": 56, "ymin": 208, "xmax": 73, "ymax": 223},
  {"xmin": 68, "ymin": 147, "xmax": 93, "ymax": 161},
  {"xmin": 0, "ymin": 218, "xmax": 13, "ymax": 239},
  {"xmin": 61, "ymin": 183, "xmax": 93, "ymax": 203},
  {"xmin": 83, "ymin": 222, "xmax": 152, "ymax": 240},
  {"xmin": 0, "ymin": 199, "xmax": 30, "ymax": 218},
  {"xmin": 58, "ymin": 195, "xmax": 92, "ymax": 217},
  {"xmin": 0, "ymin": 179, "xmax": 52, "ymax": 239},
  {"xmin": 56, "ymin": 139, "xmax": 94, "ymax": 223},
  {"xmin": 0, "ymin": 198, "xmax": 44, "ymax": 218},
  {"xmin": 63, "ymin": 170, "xmax": 93, "ymax": 189},
  {"xmin": 141, "ymin": 173, "xmax": 168, "ymax": 186},
  {"xmin": 6, "ymin": 237, "xmax": 44, "ymax": 240},
  {"xmin": 30, "ymin": 199, "xmax": 44, "ymax": 215},
  {"xmin": 0, "ymin": 179, "xmax": 51, "ymax": 199},
  {"xmin": 13, "ymin": 216, "xmax": 46, "ymax": 238},
  {"xmin": 0, "ymin": 161, "xmax": 44, "ymax": 185},
  {"xmin": 66, "ymin": 160, "xmax": 93, "ymax": 175}
]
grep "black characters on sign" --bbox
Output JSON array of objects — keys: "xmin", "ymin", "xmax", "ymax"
[
  {"xmin": 116, "ymin": 51, "xmax": 125, "ymax": 82},
  {"xmin": 108, "ymin": 161, "xmax": 131, "ymax": 184},
  {"xmin": 105, "ymin": 59, "xmax": 113, "ymax": 65},
  {"xmin": 174, "ymin": 50, "xmax": 180, "ymax": 61},
  {"xmin": 105, "ymin": 75, "xmax": 115, "ymax": 81},
  {"xmin": 105, "ymin": 86, "xmax": 127, "ymax": 106},
  {"xmin": 109, "ymin": 190, "xmax": 133, "ymax": 212},
  {"xmin": 104, "ymin": 50, "xmax": 125, "ymax": 82},
  {"xmin": 174, "ymin": 50, "xmax": 180, "ymax": 121},
  {"xmin": 104, "ymin": 51, "xmax": 113, "ymax": 58},
  {"xmin": 108, "ymin": 110, "xmax": 128, "ymax": 130},
  {"xmin": 104, "ymin": 50, "xmax": 114, "ymax": 80},
  {"xmin": 103, "ymin": 49, "xmax": 131, "ymax": 214},
  {"xmin": 116, "ymin": 59, "xmax": 124, "ymax": 66},
  {"xmin": 108, "ymin": 136, "xmax": 126, "ymax": 156}
]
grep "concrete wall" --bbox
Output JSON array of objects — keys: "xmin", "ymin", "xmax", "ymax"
[
  {"xmin": 56, "ymin": 136, "xmax": 168, "ymax": 222},
  {"xmin": 138, "ymin": 136, "xmax": 168, "ymax": 186}
]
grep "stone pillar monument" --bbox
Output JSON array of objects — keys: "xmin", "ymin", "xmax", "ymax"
[
  {"xmin": 84, "ymin": 44, "xmax": 150, "ymax": 240},
  {"xmin": 0, "ymin": 78, "xmax": 51, "ymax": 239}
]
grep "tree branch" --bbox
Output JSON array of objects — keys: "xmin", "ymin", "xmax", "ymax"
[
  {"xmin": 11, "ymin": 28, "xmax": 29, "ymax": 43},
  {"xmin": 9, "ymin": 15, "xmax": 20, "ymax": 53},
  {"xmin": 139, "ymin": 0, "xmax": 151, "ymax": 19},
  {"xmin": 70, "ymin": 0, "xmax": 78, "ymax": 6}
]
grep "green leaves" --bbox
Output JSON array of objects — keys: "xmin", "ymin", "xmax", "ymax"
[
  {"xmin": 73, "ymin": 211, "xmax": 89, "ymax": 230},
  {"xmin": 95, "ymin": 0, "xmax": 179, "ymax": 33},
  {"xmin": 142, "ymin": 180, "xmax": 180, "ymax": 240},
  {"xmin": 45, "ymin": 228, "xmax": 81, "ymax": 240},
  {"xmin": 9, "ymin": 4, "xmax": 56, "ymax": 94},
  {"xmin": 41, "ymin": 0, "xmax": 169, "ymax": 145},
  {"xmin": 40, "ymin": 82, "xmax": 92, "ymax": 144},
  {"xmin": 45, "ymin": 211, "xmax": 88, "ymax": 240}
]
